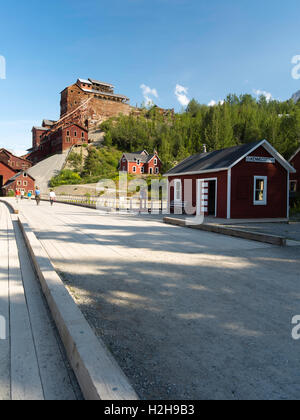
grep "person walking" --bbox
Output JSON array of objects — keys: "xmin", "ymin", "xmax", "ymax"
[
  {"xmin": 15, "ymin": 189, "xmax": 21, "ymax": 203},
  {"xmin": 49, "ymin": 190, "xmax": 56, "ymax": 206},
  {"xmin": 35, "ymin": 187, "xmax": 41, "ymax": 206},
  {"xmin": 27, "ymin": 191, "xmax": 32, "ymax": 201},
  {"xmin": 21, "ymin": 190, "xmax": 25, "ymax": 200}
]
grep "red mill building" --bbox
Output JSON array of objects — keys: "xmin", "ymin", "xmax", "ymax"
[
  {"xmin": 27, "ymin": 78, "xmax": 132, "ymax": 163},
  {"xmin": 60, "ymin": 78, "xmax": 131, "ymax": 129}
]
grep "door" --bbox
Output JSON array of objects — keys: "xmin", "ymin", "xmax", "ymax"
[{"xmin": 208, "ymin": 180, "xmax": 216, "ymax": 216}]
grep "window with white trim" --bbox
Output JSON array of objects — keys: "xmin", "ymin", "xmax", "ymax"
[
  {"xmin": 154, "ymin": 158, "xmax": 157, "ymax": 165},
  {"xmin": 254, "ymin": 176, "xmax": 267, "ymax": 205},
  {"xmin": 132, "ymin": 166, "xmax": 136, "ymax": 173},
  {"xmin": 155, "ymin": 167, "xmax": 159, "ymax": 174},
  {"xmin": 290, "ymin": 180, "xmax": 297, "ymax": 193},
  {"xmin": 23, "ymin": 181, "xmax": 28, "ymax": 186},
  {"xmin": 141, "ymin": 166, "xmax": 144, "ymax": 174},
  {"xmin": 174, "ymin": 179, "xmax": 182, "ymax": 202}
]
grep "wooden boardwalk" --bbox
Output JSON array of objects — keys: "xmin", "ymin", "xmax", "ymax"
[{"xmin": 0, "ymin": 203, "xmax": 81, "ymax": 400}]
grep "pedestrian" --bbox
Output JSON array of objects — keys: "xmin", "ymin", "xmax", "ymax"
[
  {"xmin": 35, "ymin": 187, "xmax": 41, "ymax": 206},
  {"xmin": 49, "ymin": 190, "xmax": 56, "ymax": 206},
  {"xmin": 15, "ymin": 189, "xmax": 21, "ymax": 203},
  {"xmin": 21, "ymin": 190, "xmax": 25, "ymax": 200},
  {"xmin": 27, "ymin": 191, "xmax": 32, "ymax": 201}
]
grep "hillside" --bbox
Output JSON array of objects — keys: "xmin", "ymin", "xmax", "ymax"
[
  {"xmin": 50, "ymin": 145, "xmax": 122, "ymax": 188},
  {"xmin": 50, "ymin": 93, "xmax": 300, "ymax": 189},
  {"xmin": 100, "ymin": 94, "xmax": 300, "ymax": 172}
]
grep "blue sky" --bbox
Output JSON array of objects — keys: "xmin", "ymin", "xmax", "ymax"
[{"xmin": 0, "ymin": 0, "xmax": 300, "ymax": 155}]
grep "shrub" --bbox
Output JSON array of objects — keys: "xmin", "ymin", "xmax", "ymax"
[{"xmin": 50, "ymin": 170, "xmax": 82, "ymax": 187}]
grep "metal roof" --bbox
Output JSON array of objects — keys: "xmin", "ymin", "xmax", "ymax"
[
  {"xmin": 32, "ymin": 126, "xmax": 49, "ymax": 131},
  {"xmin": 123, "ymin": 151, "xmax": 157, "ymax": 163},
  {"xmin": 42, "ymin": 119, "xmax": 57, "ymax": 126},
  {"xmin": 88, "ymin": 79, "xmax": 115, "ymax": 88},
  {"xmin": 78, "ymin": 78, "xmax": 92, "ymax": 84},
  {"xmin": 165, "ymin": 140, "xmax": 296, "ymax": 176},
  {"xmin": 81, "ymin": 88, "xmax": 129, "ymax": 101}
]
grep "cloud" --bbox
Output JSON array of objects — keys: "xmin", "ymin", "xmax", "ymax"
[
  {"xmin": 140, "ymin": 84, "xmax": 158, "ymax": 106},
  {"xmin": 175, "ymin": 84, "xmax": 190, "ymax": 107},
  {"xmin": 208, "ymin": 99, "xmax": 224, "ymax": 107},
  {"xmin": 253, "ymin": 89, "xmax": 272, "ymax": 102},
  {"xmin": 208, "ymin": 100, "xmax": 217, "ymax": 107}
]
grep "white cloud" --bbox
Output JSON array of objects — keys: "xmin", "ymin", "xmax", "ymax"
[
  {"xmin": 253, "ymin": 89, "xmax": 272, "ymax": 102},
  {"xmin": 175, "ymin": 84, "xmax": 190, "ymax": 107},
  {"xmin": 140, "ymin": 84, "xmax": 158, "ymax": 106},
  {"xmin": 208, "ymin": 100, "xmax": 217, "ymax": 107},
  {"xmin": 208, "ymin": 99, "xmax": 224, "ymax": 107}
]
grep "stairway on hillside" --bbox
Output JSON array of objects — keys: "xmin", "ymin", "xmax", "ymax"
[{"xmin": 27, "ymin": 151, "xmax": 69, "ymax": 194}]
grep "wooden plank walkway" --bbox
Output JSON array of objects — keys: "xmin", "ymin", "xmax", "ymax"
[{"xmin": 0, "ymin": 203, "xmax": 81, "ymax": 400}]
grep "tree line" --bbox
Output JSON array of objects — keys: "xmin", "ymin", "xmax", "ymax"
[{"xmin": 100, "ymin": 94, "xmax": 300, "ymax": 172}]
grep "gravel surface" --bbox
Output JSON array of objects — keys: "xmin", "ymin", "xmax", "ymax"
[{"xmin": 15, "ymin": 200, "xmax": 300, "ymax": 400}]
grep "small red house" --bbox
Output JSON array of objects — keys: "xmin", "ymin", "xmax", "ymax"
[
  {"xmin": 2, "ymin": 171, "xmax": 35, "ymax": 196},
  {"xmin": 165, "ymin": 140, "xmax": 296, "ymax": 219},
  {"xmin": 120, "ymin": 150, "xmax": 162, "ymax": 175},
  {"xmin": 289, "ymin": 146, "xmax": 300, "ymax": 193}
]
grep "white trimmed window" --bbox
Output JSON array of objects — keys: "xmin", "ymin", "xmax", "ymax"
[
  {"xmin": 23, "ymin": 181, "xmax": 28, "ymax": 186},
  {"xmin": 290, "ymin": 180, "xmax": 297, "ymax": 192},
  {"xmin": 174, "ymin": 179, "xmax": 182, "ymax": 202},
  {"xmin": 133, "ymin": 166, "xmax": 136, "ymax": 173},
  {"xmin": 155, "ymin": 167, "xmax": 159, "ymax": 174},
  {"xmin": 254, "ymin": 176, "xmax": 267, "ymax": 205},
  {"xmin": 141, "ymin": 167, "xmax": 144, "ymax": 174},
  {"xmin": 154, "ymin": 158, "xmax": 158, "ymax": 165}
]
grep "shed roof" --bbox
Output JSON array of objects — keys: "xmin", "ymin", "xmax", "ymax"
[
  {"xmin": 88, "ymin": 79, "xmax": 115, "ymax": 88},
  {"xmin": 164, "ymin": 140, "xmax": 296, "ymax": 176}
]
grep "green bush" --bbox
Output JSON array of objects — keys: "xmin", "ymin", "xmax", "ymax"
[
  {"xmin": 50, "ymin": 169, "xmax": 82, "ymax": 187},
  {"xmin": 7, "ymin": 190, "xmax": 15, "ymax": 197}
]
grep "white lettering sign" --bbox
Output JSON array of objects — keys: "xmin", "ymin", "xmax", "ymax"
[{"xmin": 246, "ymin": 156, "xmax": 275, "ymax": 164}]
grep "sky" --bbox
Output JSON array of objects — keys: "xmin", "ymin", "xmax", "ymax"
[{"xmin": 0, "ymin": 0, "xmax": 300, "ymax": 155}]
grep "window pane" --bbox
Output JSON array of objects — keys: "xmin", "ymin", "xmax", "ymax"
[{"xmin": 256, "ymin": 179, "xmax": 264, "ymax": 191}]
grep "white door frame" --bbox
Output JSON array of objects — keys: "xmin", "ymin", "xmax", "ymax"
[{"xmin": 197, "ymin": 178, "xmax": 218, "ymax": 217}]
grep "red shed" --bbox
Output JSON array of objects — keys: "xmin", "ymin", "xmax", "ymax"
[
  {"xmin": 289, "ymin": 146, "xmax": 300, "ymax": 193},
  {"xmin": 2, "ymin": 171, "xmax": 35, "ymax": 196},
  {"xmin": 165, "ymin": 140, "xmax": 296, "ymax": 220}
]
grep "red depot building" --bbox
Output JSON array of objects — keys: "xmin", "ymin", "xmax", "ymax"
[{"xmin": 165, "ymin": 140, "xmax": 296, "ymax": 220}]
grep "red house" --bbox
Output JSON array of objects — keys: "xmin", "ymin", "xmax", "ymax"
[
  {"xmin": 0, "ymin": 161, "xmax": 18, "ymax": 192},
  {"xmin": 120, "ymin": 150, "xmax": 162, "ymax": 175},
  {"xmin": 0, "ymin": 148, "xmax": 32, "ymax": 171},
  {"xmin": 165, "ymin": 140, "xmax": 296, "ymax": 220},
  {"xmin": 2, "ymin": 171, "xmax": 35, "ymax": 196},
  {"xmin": 289, "ymin": 146, "xmax": 300, "ymax": 193}
]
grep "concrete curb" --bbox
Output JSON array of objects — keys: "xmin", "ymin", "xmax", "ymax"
[
  {"xmin": 163, "ymin": 217, "xmax": 287, "ymax": 247},
  {"xmin": 1, "ymin": 200, "xmax": 139, "ymax": 401}
]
